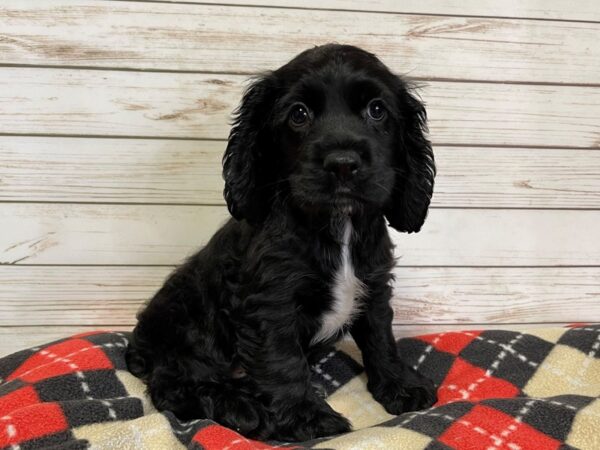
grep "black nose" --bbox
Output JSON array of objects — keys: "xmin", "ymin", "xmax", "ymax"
[{"xmin": 323, "ymin": 151, "xmax": 361, "ymax": 182}]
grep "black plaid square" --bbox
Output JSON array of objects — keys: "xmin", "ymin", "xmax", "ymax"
[
  {"xmin": 481, "ymin": 395, "xmax": 592, "ymax": 442},
  {"xmin": 14, "ymin": 431, "xmax": 77, "ymax": 450},
  {"xmin": 459, "ymin": 330, "xmax": 554, "ymax": 389},
  {"xmin": 61, "ymin": 397, "xmax": 143, "ymax": 428},
  {"xmin": 558, "ymin": 326, "xmax": 600, "ymax": 357},
  {"xmin": 383, "ymin": 401, "xmax": 474, "ymax": 439},
  {"xmin": 397, "ymin": 338, "xmax": 456, "ymax": 387},
  {"xmin": 310, "ymin": 350, "xmax": 363, "ymax": 396},
  {"xmin": 36, "ymin": 370, "xmax": 129, "ymax": 403}
]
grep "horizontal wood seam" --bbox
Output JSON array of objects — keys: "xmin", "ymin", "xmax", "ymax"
[
  {"xmin": 0, "ymin": 134, "xmax": 597, "ymax": 151},
  {"xmin": 108, "ymin": 0, "xmax": 600, "ymax": 25},
  {"xmin": 1, "ymin": 63, "xmax": 599, "ymax": 88},
  {"xmin": 0, "ymin": 321, "xmax": 580, "ymax": 328},
  {"xmin": 0, "ymin": 200, "xmax": 599, "ymax": 212},
  {"xmin": 3, "ymin": 264, "xmax": 600, "ymax": 269}
]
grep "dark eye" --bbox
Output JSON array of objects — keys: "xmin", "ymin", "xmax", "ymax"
[
  {"xmin": 289, "ymin": 103, "xmax": 310, "ymax": 127},
  {"xmin": 367, "ymin": 99, "xmax": 386, "ymax": 121}
]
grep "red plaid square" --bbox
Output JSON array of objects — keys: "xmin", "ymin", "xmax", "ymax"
[
  {"xmin": 437, "ymin": 358, "xmax": 519, "ymax": 404},
  {"xmin": 192, "ymin": 424, "xmax": 295, "ymax": 449},
  {"xmin": 7, "ymin": 339, "xmax": 113, "ymax": 383},
  {"xmin": 0, "ymin": 402, "xmax": 68, "ymax": 448},
  {"xmin": 419, "ymin": 331, "xmax": 482, "ymax": 356},
  {"xmin": 439, "ymin": 405, "xmax": 561, "ymax": 450},
  {"xmin": 0, "ymin": 385, "xmax": 39, "ymax": 417}
]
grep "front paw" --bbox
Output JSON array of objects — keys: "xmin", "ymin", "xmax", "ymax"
[
  {"xmin": 273, "ymin": 396, "xmax": 351, "ymax": 441},
  {"xmin": 370, "ymin": 375, "xmax": 437, "ymax": 415}
]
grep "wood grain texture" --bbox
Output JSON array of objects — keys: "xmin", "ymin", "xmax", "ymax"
[
  {"xmin": 0, "ymin": 204, "xmax": 598, "ymax": 265},
  {"xmin": 0, "ymin": 69, "xmax": 241, "ymax": 139},
  {"xmin": 390, "ymin": 208, "xmax": 600, "ymax": 266},
  {"xmin": 1, "ymin": 266, "xmax": 597, "ymax": 327},
  {"xmin": 392, "ymin": 267, "xmax": 600, "ymax": 324},
  {"xmin": 1, "ymin": 69, "xmax": 599, "ymax": 148},
  {"xmin": 1, "ymin": 2, "xmax": 599, "ymax": 84},
  {"xmin": 0, "ymin": 137, "xmax": 225, "ymax": 204},
  {"xmin": 0, "ymin": 266, "xmax": 167, "ymax": 326},
  {"xmin": 0, "ymin": 203, "xmax": 230, "ymax": 265},
  {"xmin": 0, "ymin": 1, "xmax": 598, "ymax": 344},
  {"xmin": 2, "ymin": 137, "xmax": 600, "ymax": 208},
  {"xmin": 151, "ymin": 0, "xmax": 600, "ymax": 22},
  {"xmin": 433, "ymin": 147, "xmax": 600, "ymax": 209},
  {"xmin": 1, "ymin": 322, "xmax": 570, "ymax": 358}
]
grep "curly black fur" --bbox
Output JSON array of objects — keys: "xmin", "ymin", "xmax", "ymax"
[{"xmin": 126, "ymin": 44, "xmax": 437, "ymax": 441}]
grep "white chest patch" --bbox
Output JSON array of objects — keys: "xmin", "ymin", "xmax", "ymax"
[{"xmin": 311, "ymin": 220, "xmax": 366, "ymax": 345}]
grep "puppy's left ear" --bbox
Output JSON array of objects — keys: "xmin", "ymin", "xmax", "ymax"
[
  {"xmin": 223, "ymin": 74, "xmax": 276, "ymax": 224},
  {"xmin": 385, "ymin": 82, "xmax": 436, "ymax": 233}
]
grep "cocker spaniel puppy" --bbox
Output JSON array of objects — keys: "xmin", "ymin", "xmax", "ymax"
[{"xmin": 126, "ymin": 44, "xmax": 436, "ymax": 441}]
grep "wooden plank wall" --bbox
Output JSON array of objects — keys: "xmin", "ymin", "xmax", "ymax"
[{"xmin": 0, "ymin": 1, "xmax": 599, "ymax": 356}]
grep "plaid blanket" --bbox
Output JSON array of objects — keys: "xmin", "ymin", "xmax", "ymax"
[{"xmin": 1, "ymin": 325, "xmax": 599, "ymax": 449}]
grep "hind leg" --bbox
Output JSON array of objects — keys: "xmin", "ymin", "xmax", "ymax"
[
  {"xmin": 144, "ymin": 357, "xmax": 273, "ymax": 438},
  {"xmin": 127, "ymin": 324, "xmax": 273, "ymax": 437},
  {"xmin": 211, "ymin": 379, "xmax": 274, "ymax": 438}
]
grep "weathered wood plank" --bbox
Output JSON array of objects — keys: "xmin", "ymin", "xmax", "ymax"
[
  {"xmin": 0, "ymin": 266, "xmax": 167, "ymax": 326},
  {"xmin": 0, "ymin": 266, "xmax": 597, "ymax": 327},
  {"xmin": 1, "ymin": 323, "xmax": 573, "ymax": 358},
  {"xmin": 391, "ymin": 208, "xmax": 600, "ymax": 266},
  {"xmin": 0, "ymin": 204, "xmax": 230, "ymax": 265},
  {"xmin": 0, "ymin": 69, "xmax": 240, "ymax": 140},
  {"xmin": 1, "ymin": 69, "xmax": 599, "ymax": 148},
  {"xmin": 0, "ymin": 204, "xmax": 598, "ymax": 265},
  {"xmin": 154, "ymin": 0, "xmax": 600, "ymax": 22},
  {"xmin": 1, "ymin": 2, "xmax": 599, "ymax": 84},
  {"xmin": 433, "ymin": 147, "xmax": 600, "ymax": 209},
  {"xmin": 0, "ymin": 137, "xmax": 225, "ymax": 205},
  {"xmin": 392, "ymin": 267, "xmax": 600, "ymax": 324},
  {"xmin": 2, "ymin": 137, "xmax": 600, "ymax": 208}
]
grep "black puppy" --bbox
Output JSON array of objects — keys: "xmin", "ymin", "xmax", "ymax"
[{"xmin": 126, "ymin": 44, "xmax": 436, "ymax": 441}]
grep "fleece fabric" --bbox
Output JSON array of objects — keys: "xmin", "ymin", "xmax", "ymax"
[{"xmin": 1, "ymin": 325, "xmax": 599, "ymax": 449}]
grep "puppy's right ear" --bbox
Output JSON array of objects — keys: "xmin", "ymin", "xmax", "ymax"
[{"xmin": 223, "ymin": 75, "xmax": 276, "ymax": 224}]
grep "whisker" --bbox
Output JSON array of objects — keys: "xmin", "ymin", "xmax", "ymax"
[
  {"xmin": 374, "ymin": 181, "xmax": 392, "ymax": 195},
  {"xmin": 261, "ymin": 177, "xmax": 292, "ymax": 189}
]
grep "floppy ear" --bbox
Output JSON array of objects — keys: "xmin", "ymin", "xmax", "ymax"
[
  {"xmin": 385, "ymin": 83, "xmax": 436, "ymax": 233},
  {"xmin": 222, "ymin": 75, "xmax": 276, "ymax": 223}
]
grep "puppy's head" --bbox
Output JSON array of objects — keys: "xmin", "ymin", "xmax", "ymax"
[{"xmin": 223, "ymin": 44, "xmax": 435, "ymax": 232}]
